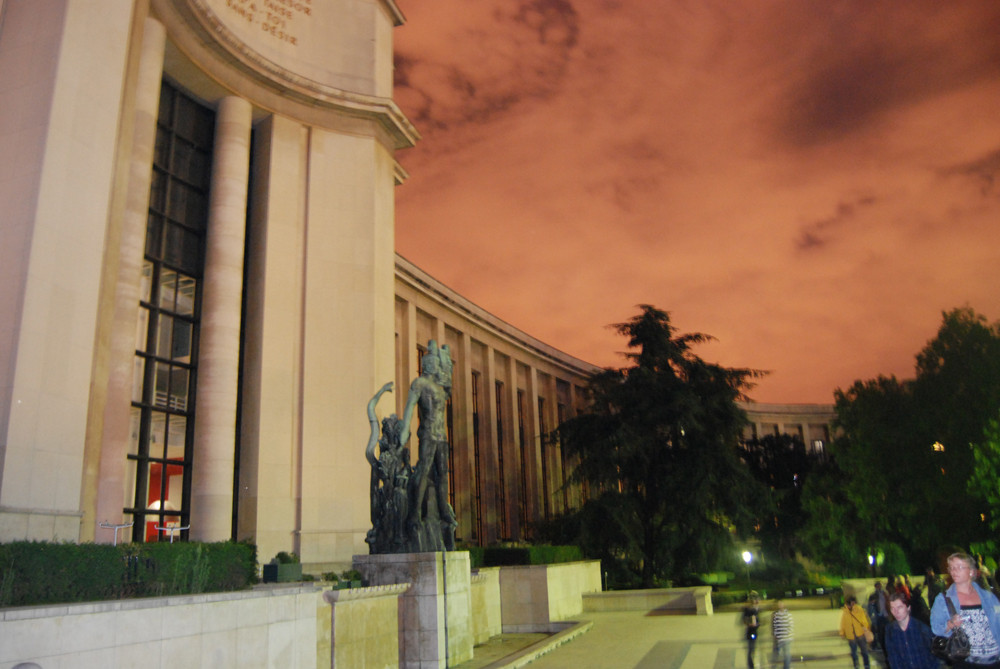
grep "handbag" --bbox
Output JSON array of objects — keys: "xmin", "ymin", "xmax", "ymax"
[
  {"xmin": 849, "ymin": 609, "xmax": 874, "ymax": 644},
  {"xmin": 931, "ymin": 596, "xmax": 971, "ymax": 663}
]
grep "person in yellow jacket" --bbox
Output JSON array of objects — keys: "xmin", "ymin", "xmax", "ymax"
[{"xmin": 840, "ymin": 595, "xmax": 873, "ymax": 669}]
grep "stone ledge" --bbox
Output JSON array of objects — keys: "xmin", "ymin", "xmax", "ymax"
[
  {"xmin": 0, "ymin": 583, "xmax": 322, "ymax": 621},
  {"xmin": 323, "ymin": 583, "xmax": 410, "ymax": 603},
  {"xmin": 582, "ymin": 586, "xmax": 714, "ymax": 615}
]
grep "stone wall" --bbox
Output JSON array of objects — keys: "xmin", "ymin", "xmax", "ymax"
[
  {"xmin": 0, "ymin": 558, "xmax": 601, "ymax": 668},
  {"xmin": 325, "ymin": 584, "xmax": 410, "ymax": 668},
  {"xmin": 498, "ymin": 560, "xmax": 602, "ymax": 632},
  {"xmin": 470, "ymin": 567, "xmax": 502, "ymax": 644},
  {"xmin": 0, "ymin": 584, "xmax": 324, "ymax": 669}
]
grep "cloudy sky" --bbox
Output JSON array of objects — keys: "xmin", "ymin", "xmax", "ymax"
[{"xmin": 391, "ymin": 1, "xmax": 1000, "ymax": 404}]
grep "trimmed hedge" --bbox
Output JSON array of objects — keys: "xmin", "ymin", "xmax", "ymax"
[
  {"xmin": 479, "ymin": 545, "xmax": 583, "ymax": 567},
  {"xmin": 0, "ymin": 541, "xmax": 257, "ymax": 607}
]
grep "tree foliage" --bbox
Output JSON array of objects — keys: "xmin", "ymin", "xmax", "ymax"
[
  {"xmin": 799, "ymin": 459, "xmax": 868, "ymax": 575},
  {"xmin": 556, "ymin": 305, "xmax": 768, "ymax": 587},
  {"xmin": 801, "ymin": 307, "xmax": 1000, "ymax": 571},
  {"xmin": 968, "ymin": 411, "xmax": 1000, "ymax": 556},
  {"xmin": 741, "ymin": 433, "xmax": 821, "ymax": 560}
]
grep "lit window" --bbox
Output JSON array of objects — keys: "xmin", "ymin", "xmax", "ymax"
[{"xmin": 126, "ymin": 81, "xmax": 214, "ymax": 543}]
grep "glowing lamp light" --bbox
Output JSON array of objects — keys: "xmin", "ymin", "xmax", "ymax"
[
  {"xmin": 742, "ymin": 551, "xmax": 753, "ymax": 592},
  {"xmin": 932, "ymin": 441, "xmax": 945, "ymax": 452}
]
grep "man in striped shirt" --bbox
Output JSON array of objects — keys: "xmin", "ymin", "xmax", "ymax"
[{"xmin": 772, "ymin": 599, "xmax": 794, "ymax": 669}]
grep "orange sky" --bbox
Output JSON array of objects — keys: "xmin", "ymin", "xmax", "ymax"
[{"xmin": 391, "ymin": 1, "xmax": 1000, "ymax": 404}]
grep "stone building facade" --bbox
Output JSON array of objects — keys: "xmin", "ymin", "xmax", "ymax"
[
  {"xmin": 739, "ymin": 402, "xmax": 837, "ymax": 456},
  {"xmin": 0, "ymin": 0, "xmax": 832, "ymax": 571},
  {"xmin": 0, "ymin": 0, "xmax": 596, "ymax": 569}
]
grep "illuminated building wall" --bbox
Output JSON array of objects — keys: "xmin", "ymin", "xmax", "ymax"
[
  {"xmin": 0, "ymin": 0, "xmax": 829, "ymax": 569},
  {"xmin": 0, "ymin": 0, "xmax": 595, "ymax": 568}
]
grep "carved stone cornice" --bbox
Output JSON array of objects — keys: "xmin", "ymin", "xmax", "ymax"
[{"xmin": 152, "ymin": 0, "xmax": 419, "ymax": 150}]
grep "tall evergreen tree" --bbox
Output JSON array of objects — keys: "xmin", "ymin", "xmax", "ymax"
[{"xmin": 557, "ymin": 305, "xmax": 767, "ymax": 587}]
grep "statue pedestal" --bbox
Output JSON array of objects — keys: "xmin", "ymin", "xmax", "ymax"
[{"xmin": 353, "ymin": 551, "xmax": 473, "ymax": 668}]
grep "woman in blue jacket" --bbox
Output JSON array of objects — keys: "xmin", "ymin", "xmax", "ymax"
[{"xmin": 931, "ymin": 552, "xmax": 1000, "ymax": 668}]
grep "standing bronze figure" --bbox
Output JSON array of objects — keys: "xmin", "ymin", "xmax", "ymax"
[{"xmin": 365, "ymin": 340, "xmax": 456, "ymax": 553}]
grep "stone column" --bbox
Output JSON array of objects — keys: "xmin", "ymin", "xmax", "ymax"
[
  {"xmin": 401, "ymin": 300, "xmax": 417, "ymax": 415},
  {"xmin": 537, "ymin": 372, "xmax": 555, "ymax": 520},
  {"xmin": 90, "ymin": 15, "xmax": 166, "ymax": 540},
  {"xmin": 522, "ymin": 365, "xmax": 541, "ymax": 526},
  {"xmin": 483, "ymin": 347, "xmax": 500, "ymax": 544},
  {"xmin": 454, "ymin": 331, "xmax": 475, "ymax": 541},
  {"xmin": 504, "ymin": 355, "xmax": 522, "ymax": 538},
  {"xmin": 190, "ymin": 96, "xmax": 252, "ymax": 541}
]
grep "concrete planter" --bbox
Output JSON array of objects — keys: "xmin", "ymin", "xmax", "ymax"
[{"xmin": 262, "ymin": 562, "xmax": 302, "ymax": 583}]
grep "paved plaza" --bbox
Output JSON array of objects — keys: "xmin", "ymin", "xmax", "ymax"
[{"xmin": 461, "ymin": 599, "xmax": 891, "ymax": 669}]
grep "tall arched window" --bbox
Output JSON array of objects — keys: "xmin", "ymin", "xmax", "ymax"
[{"xmin": 126, "ymin": 81, "xmax": 213, "ymax": 542}]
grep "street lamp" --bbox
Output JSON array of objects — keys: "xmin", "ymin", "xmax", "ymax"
[{"xmin": 742, "ymin": 550, "xmax": 753, "ymax": 593}]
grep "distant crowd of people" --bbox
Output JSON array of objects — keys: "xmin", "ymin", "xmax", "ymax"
[{"xmin": 741, "ymin": 551, "xmax": 1000, "ymax": 669}]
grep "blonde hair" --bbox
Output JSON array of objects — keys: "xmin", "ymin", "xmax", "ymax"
[{"xmin": 948, "ymin": 552, "xmax": 977, "ymax": 573}]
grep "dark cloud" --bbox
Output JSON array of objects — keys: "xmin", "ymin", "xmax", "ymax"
[
  {"xmin": 942, "ymin": 148, "xmax": 1000, "ymax": 198},
  {"xmin": 513, "ymin": 0, "xmax": 579, "ymax": 48},
  {"xmin": 777, "ymin": 3, "xmax": 1000, "ymax": 147},
  {"xmin": 393, "ymin": 0, "xmax": 579, "ymax": 135},
  {"xmin": 795, "ymin": 195, "xmax": 877, "ymax": 251}
]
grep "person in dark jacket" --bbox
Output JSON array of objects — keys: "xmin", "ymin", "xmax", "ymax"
[
  {"xmin": 909, "ymin": 585, "xmax": 932, "ymax": 626},
  {"xmin": 743, "ymin": 591, "xmax": 761, "ymax": 668},
  {"xmin": 885, "ymin": 591, "xmax": 938, "ymax": 669},
  {"xmin": 925, "ymin": 567, "xmax": 944, "ymax": 607}
]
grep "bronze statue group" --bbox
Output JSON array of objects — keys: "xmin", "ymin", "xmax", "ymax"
[{"xmin": 365, "ymin": 340, "xmax": 457, "ymax": 555}]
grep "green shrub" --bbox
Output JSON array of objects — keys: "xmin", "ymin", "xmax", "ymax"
[
  {"xmin": 467, "ymin": 546, "xmax": 485, "ymax": 568},
  {"xmin": 0, "ymin": 540, "xmax": 256, "ymax": 607},
  {"xmin": 880, "ymin": 543, "xmax": 911, "ymax": 576},
  {"xmin": 134, "ymin": 541, "xmax": 256, "ymax": 596},
  {"xmin": 480, "ymin": 545, "xmax": 583, "ymax": 567},
  {"xmin": 0, "ymin": 541, "xmax": 126, "ymax": 606}
]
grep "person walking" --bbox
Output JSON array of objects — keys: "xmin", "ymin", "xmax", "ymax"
[
  {"xmin": 771, "ymin": 599, "xmax": 794, "ymax": 669},
  {"xmin": 910, "ymin": 585, "xmax": 932, "ymax": 626},
  {"xmin": 885, "ymin": 591, "xmax": 938, "ymax": 669},
  {"xmin": 931, "ymin": 552, "xmax": 1000, "ymax": 668},
  {"xmin": 870, "ymin": 581, "xmax": 890, "ymax": 650},
  {"xmin": 925, "ymin": 567, "xmax": 944, "ymax": 607},
  {"xmin": 743, "ymin": 591, "xmax": 762, "ymax": 668},
  {"xmin": 840, "ymin": 595, "xmax": 874, "ymax": 669}
]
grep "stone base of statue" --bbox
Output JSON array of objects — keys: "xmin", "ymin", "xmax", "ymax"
[{"xmin": 353, "ymin": 551, "xmax": 472, "ymax": 668}]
